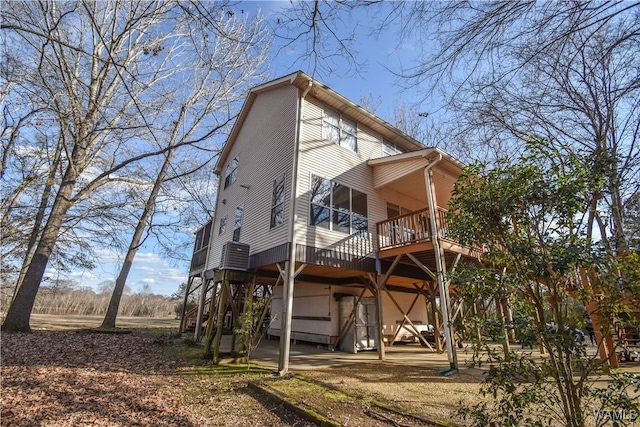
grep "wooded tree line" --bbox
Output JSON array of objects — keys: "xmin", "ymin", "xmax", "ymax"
[{"xmin": 1, "ymin": 279, "xmax": 183, "ymax": 318}]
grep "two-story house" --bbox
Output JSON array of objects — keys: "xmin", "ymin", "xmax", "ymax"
[{"xmin": 183, "ymin": 71, "xmax": 482, "ymax": 374}]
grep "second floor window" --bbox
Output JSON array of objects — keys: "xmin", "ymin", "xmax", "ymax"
[
  {"xmin": 219, "ymin": 216, "xmax": 227, "ymax": 235},
  {"xmin": 323, "ymin": 107, "xmax": 357, "ymax": 152},
  {"xmin": 309, "ymin": 175, "xmax": 368, "ymax": 236},
  {"xmin": 233, "ymin": 204, "xmax": 244, "ymax": 242},
  {"xmin": 224, "ymin": 157, "xmax": 238, "ymax": 189},
  {"xmin": 271, "ymin": 174, "xmax": 285, "ymax": 228}
]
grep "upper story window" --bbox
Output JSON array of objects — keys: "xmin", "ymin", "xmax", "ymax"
[
  {"xmin": 323, "ymin": 107, "xmax": 357, "ymax": 152},
  {"xmin": 218, "ymin": 216, "xmax": 227, "ymax": 235},
  {"xmin": 233, "ymin": 204, "xmax": 244, "ymax": 242},
  {"xmin": 383, "ymin": 140, "xmax": 406, "ymax": 156},
  {"xmin": 309, "ymin": 175, "xmax": 368, "ymax": 237},
  {"xmin": 224, "ymin": 157, "xmax": 238, "ymax": 189},
  {"xmin": 271, "ymin": 174, "xmax": 285, "ymax": 228}
]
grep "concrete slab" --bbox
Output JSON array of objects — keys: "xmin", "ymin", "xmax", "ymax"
[{"xmin": 216, "ymin": 336, "xmax": 637, "ymax": 376}]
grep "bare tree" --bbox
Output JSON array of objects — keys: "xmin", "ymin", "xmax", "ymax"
[
  {"xmin": 1, "ymin": 1, "xmax": 262, "ymax": 332},
  {"xmin": 402, "ymin": 2, "xmax": 640, "ymax": 255},
  {"xmin": 99, "ymin": 4, "xmax": 269, "ymax": 329}
]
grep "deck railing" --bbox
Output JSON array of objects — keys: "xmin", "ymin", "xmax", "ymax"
[{"xmin": 376, "ymin": 207, "xmax": 450, "ymax": 251}]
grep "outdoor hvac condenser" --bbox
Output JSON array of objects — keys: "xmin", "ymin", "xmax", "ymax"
[{"xmin": 220, "ymin": 242, "xmax": 250, "ymax": 271}]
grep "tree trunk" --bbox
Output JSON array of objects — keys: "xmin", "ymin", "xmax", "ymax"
[
  {"xmin": 14, "ymin": 138, "xmax": 64, "ymax": 300},
  {"xmin": 2, "ymin": 178, "xmax": 75, "ymax": 332},
  {"xmin": 100, "ymin": 149, "xmax": 176, "ymax": 329}
]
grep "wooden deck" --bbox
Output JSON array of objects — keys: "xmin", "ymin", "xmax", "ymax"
[{"xmin": 376, "ymin": 207, "xmax": 484, "ymax": 260}]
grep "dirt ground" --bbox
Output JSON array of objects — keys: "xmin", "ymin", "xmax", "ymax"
[
  {"xmin": 1, "ymin": 328, "xmax": 314, "ymax": 427},
  {"xmin": 1, "ymin": 315, "xmax": 480, "ymax": 426},
  {"xmin": 1, "ymin": 328, "xmax": 476, "ymax": 427}
]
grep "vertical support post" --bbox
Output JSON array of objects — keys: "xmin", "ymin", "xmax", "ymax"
[
  {"xmin": 203, "ymin": 281, "xmax": 219, "ymax": 357},
  {"xmin": 424, "ymin": 156, "xmax": 458, "ymax": 370},
  {"xmin": 239, "ymin": 279, "xmax": 256, "ymax": 356},
  {"xmin": 587, "ymin": 300, "xmax": 619, "ymax": 369},
  {"xmin": 194, "ymin": 274, "xmax": 207, "ymax": 341},
  {"xmin": 429, "ymin": 284, "xmax": 442, "ymax": 352},
  {"xmin": 472, "ymin": 301, "xmax": 482, "ymax": 343},
  {"xmin": 374, "ymin": 255, "xmax": 386, "ymax": 360},
  {"xmin": 279, "ymin": 260, "xmax": 295, "ymax": 374},
  {"xmin": 179, "ymin": 276, "xmax": 193, "ymax": 332},
  {"xmin": 213, "ymin": 272, "xmax": 229, "ymax": 364},
  {"xmin": 502, "ymin": 297, "xmax": 516, "ymax": 343}
]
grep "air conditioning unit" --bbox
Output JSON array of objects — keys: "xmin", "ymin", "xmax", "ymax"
[{"xmin": 220, "ymin": 242, "xmax": 250, "ymax": 271}]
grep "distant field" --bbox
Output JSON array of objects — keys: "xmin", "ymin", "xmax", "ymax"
[{"xmin": 29, "ymin": 314, "xmax": 181, "ymax": 330}]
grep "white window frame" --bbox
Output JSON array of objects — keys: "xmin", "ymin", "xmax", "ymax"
[
  {"xmin": 309, "ymin": 174, "xmax": 368, "ymax": 237},
  {"xmin": 270, "ymin": 174, "xmax": 285, "ymax": 229},
  {"xmin": 382, "ymin": 140, "xmax": 406, "ymax": 156},
  {"xmin": 218, "ymin": 216, "xmax": 227, "ymax": 235},
  {"xmin": 224, "ymin": 157, "xmax": 238, "ymax": 189},
  {"xmin": 322, "ymin": 107, "xmax": 358, "ymax": 152},
  {"xmin": 233, "ymin": 204, "xmax": 244, "ymax": 242}
]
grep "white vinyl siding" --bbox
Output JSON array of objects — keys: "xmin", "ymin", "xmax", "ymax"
[
  {"xmin": 297, "ymin": 96, "xmax": 388, "ymax": 255},
  {"xmin": 206, "ymin": 84, "xmax": 297, "ymax": 269}
]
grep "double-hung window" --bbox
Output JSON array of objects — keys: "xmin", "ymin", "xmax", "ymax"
[
  {"xmin": 309, "ymin": 175, "xmax": 368, "ymax": 236},
  {"xmin": 233, "ymin": 204, "xmax": 244, "ymax": 242},
  {"xmin": 224, "ymin": 157, "xmax": 238, "ymax": 189},
  {"xmin": 323, "ymin": 107, "xmax": 357, "ymax": 152},
  {"xmin": 270, "ymin": 174, "xmax": 285, "ymax": 228}
]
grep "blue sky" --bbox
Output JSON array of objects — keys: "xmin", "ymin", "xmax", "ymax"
[{"xmin": 58, "ymin": 1, "xmax": 433, "ymax": 297}]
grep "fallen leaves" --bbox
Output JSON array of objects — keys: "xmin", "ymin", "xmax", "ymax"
[{"xmin": 1, "ymin": 329, "xmax": 307, "ymax": 426}]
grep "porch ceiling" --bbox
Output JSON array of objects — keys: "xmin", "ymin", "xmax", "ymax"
[{"xmin": 368, "ymin": 148, "xmax": 464, "ymax": 209}]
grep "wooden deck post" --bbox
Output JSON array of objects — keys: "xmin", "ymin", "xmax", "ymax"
[
  {"xmin": 372, "ymin": 264, "xmax": 386, "ymax": 360},
  {"xmin": 428, "ymin": 283, "xmax": 442, "ymax": 352},
  {"xmin": 495, "ymin": 297, "xmax": 511, "ymax": 358},
  {"xmin": 179, "ymin": 276, "xmax": 194, "ymax": 332},
  {"xmin": 194, "ymin": 274, "xmax": 207, "ymax": 341},
  {"xmin": 202, "ymin": 281, "xmax": 219, "ymax": 358},
  {"xmin": 213, "ymin": 272, "xmax": 229, "ymax": 364}
]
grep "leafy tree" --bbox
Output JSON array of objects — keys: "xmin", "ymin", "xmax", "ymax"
[
  {"xmin": 233, "ymin": 293, "xmax": 270, "ymax": 368},
  {"xmin": 449, "ymin": 139, "xmax": 640, "ymax": 427}
]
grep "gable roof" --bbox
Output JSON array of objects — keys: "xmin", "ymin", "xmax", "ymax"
[{"xmin": 214, "ymin": 71, "xmax": 428, "ymax": 174}]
